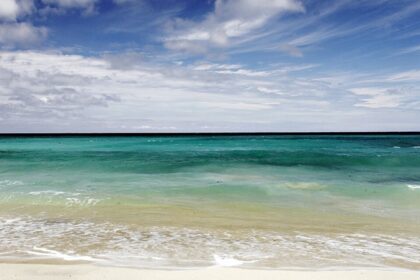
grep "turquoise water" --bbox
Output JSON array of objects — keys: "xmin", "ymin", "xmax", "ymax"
[{"xmin": 0, "ymin": 135, "xmax": 420, "ymax": 269}]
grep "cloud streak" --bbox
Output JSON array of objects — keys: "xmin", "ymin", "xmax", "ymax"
[{"xmin": 164, "ymin": 0, "xmax": 304, "ymax": 54}]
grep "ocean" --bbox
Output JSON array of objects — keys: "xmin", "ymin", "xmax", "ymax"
[{"xmin": 0, "ymin": 135, "xmax": 419, "ymax": 269}]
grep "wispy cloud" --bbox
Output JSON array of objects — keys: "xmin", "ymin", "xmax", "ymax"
[
  {"xmin": 351, "ymin": 88, "xmax": 403, "ymax": 109},
  {"xmin": 388, "ymin": 70, "xmax": 420, "ymax": 82},
  {"xmin": 397, "ymin": 45, "xmax": 420, "ymax": 55},
  {"xmin": 164, "ymin": 0, "xmax": 304, "ymax": 54},
  {"xmin": 225, "ymin": 0, "xmax": 420, "ymax": 58},
  {"xmin": 41, "ymin": 0, "xmax": 98, "ymax": 13},
  {"xmin": 350, "ymin": 85, "xmax": 420, "ymax": 109}
]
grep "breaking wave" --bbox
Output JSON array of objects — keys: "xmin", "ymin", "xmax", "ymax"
[{"xmin": 0, "ymin": 216, "xmax": 419, "ymax": 269}]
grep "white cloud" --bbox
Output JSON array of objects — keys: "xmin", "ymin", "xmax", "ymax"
[
  {"xmin": 257, "ymin": 87, "xmax": 284, "ymax": 95},
  {"xmin": 356, "ymin": 95, "xmax": 401, "ymax": 109},
  {"xmin": 388, "ymin": 70, "xmax": 420, "ymax": 82},
  {"xmin": 0, "ymin": 50, "xmax": 419, "ymax": 132},
  {"xmin": 0, "ymin": 0, "xmax": 20, "ymax": 21},
  {"xmin": 0, "ymin": 0, "xmax": 33, "ymax": 21},
  {"xmin": 350, "ymin": 87, "xmax": 418, "ymax": 109},
  {"xmin": 42, "ymin": 0, "xmax": 97, "ymax": 8},
  {"xmin": 193, "ymin": 63, "xmax": 271, "ymax": 77},
  {"xmin": 0, "ymin": 1, "xmax": 43, "ymax": 46},
  {"xmin": 41, "ymin": 0, "xmax": 98, "ymax": 14},
  {"xmin": 164, "ymin": 0, "xmax": 304, "ymax": 53},
  {"xmin": 192, "ymin": 63, "xmax": 242, "ymax": 71},
  {"xmin": 0, "ymin": 23, "xmax": 47, "ymax": 46},
  {"xmin": 0, "ymin": 50, "xmax": 336, "ymax": 132}
]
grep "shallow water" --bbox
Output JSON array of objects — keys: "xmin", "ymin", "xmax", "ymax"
[{"xmin": 0, "ymin": 135, "xmax": 419, "ymax": 269}]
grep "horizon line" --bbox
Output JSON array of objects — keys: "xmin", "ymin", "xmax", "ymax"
[{"xmin": 0, "ymin": 131, "xmax": 419, "ymax": 137}]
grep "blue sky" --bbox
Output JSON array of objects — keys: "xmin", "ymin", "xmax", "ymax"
[{"xmin": 0, "ymin": 0, "xmax": 419, "ymax": 132}]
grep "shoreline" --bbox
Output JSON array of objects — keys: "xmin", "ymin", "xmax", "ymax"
[{"xmin": 1, "ymin": 264, "xmax": 419, "ymax": 280}]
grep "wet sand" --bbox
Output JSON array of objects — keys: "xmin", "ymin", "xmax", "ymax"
[{"xmin": 1, "ymin": 264, "xmax": 419, "ymax": 280}]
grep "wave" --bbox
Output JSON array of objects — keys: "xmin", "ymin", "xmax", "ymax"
[
  {"xmin": 28, "ymin": 191, "xmax": 76, "ymax": 196},
  {"xmin": 0, "ymin": 180, "xmax": 24, "ymax": 188},
  {"xmin": 25, "ymin": 190, "xmax": 104, "ymax": 207},
  {"xmin": 0, "ymin": 216, "xmax": 419, "ymax": 269},
  {"xmin": 213, "ymin": 255, "xmax": 246, "ymax": 267},
  {"xmin": 26, "ymin": 247, "xmax": 97, "ymax": 262},
  {"xmin": 407, "ymin": 184, "xmax": 420, "ymax": 190}
]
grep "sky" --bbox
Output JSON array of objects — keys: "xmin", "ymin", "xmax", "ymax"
[{"xmin": 0, "ymin": 0, "xmax": 419, "ymax": 132}]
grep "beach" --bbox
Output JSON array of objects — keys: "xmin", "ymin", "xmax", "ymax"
[{"xmin": 2, "ymin": 264, "xmax": 420, "ymax": 280}]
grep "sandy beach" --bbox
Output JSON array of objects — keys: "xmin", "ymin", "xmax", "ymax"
[{"xmin": 1, "ymin": 264, "xmax": 419, "ymax": 280}]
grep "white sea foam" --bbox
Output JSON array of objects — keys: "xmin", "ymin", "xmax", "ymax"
[
  {"xmin": 25, "ymin": 190, "xmax": 103, "ymax": 206},
  {"xmin": 407, "ymin": 184, "xmax": 420, "ymax": 190},
  {"xmin": 213, "ymin": 255, "xmax": 244, "ymax": 267},
  {"xmin": 3, "ymin": 218, "xmax": 21, "ymax": 225},
  {"xmin": 0, "ymin": 180, "xmax": 24, "ymax": 187},
  {"xmin": 65, "ymin": 197, "xmax": 102, "ymax": 207},
  {"xmin": 1, "ymin": 217, "xmax": 420, "ymax": 269},
  {"xmin": 28, "ymin": 191, "xmax": 68, "ymax": 196},
  {"xmin": 26, "ymin": 247, "xmax": 98, "ymax": 262}
]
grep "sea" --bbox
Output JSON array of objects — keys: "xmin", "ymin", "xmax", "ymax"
[{"xmin": 0, "ymin": 135, "xmax": 419, "ymax": 269}]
